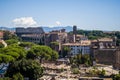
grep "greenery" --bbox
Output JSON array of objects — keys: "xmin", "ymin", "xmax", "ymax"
[
  {"xmin": 5, "ymin": 39, "xmax": 19, "ymax": 45},
  {"xmin": 88, "ymin": 67, "xmax": 106, "ymax": 77},
  {"xmin": 62, "ymin": 46, "xmax": 71, "ymax": 57},
  {"xmin": 50, "ymin": 41, "xmax": 59, "ymax": 46},
  {"xmin": 70, "ymin": 54, "xmax": 92, "ymax": 67},
  {"xmin": 12, "ymin": 73, "xmax": 24, "ymax": 80},
  {"xmin": 69, "ymin": 30, "xmax": 110, "ymax": 40},
  {"xmin": 0, "ymin": 43, "xmax": 4, "ymax": 48},
  {"xmin": 3, "ymin": 31, "xmax": 19, "ymax": 40},
  {"xmin": 112, "ymin": 71, "xmax": 120, "ymax": 80},
  {"xmin": 0, "ymin": 42, "xmax": 58, "ymax": 79},
  {"xmin": 71, "ymin": 68, "xmax": 80, "ymax": 74},
  {"xmin": 0, "ymin": 45, "xmax": 27, "ymax": 62},
  {"xmin": 50, "ymin": 41, "xmax": 59, "ymax": 51},
  {"xmin": 0, "ymin": 54, "xmax": 15, "ymax": 63},
  {"xmin": 6, "ymin": 59, "xmax": 43, "ymax": 80},
  {"xmin": 1, "ymin": 29, "xmax": 120, "ymax": 79},
  {"xmin": 101, "ymin": 69, "xmax": 106, "ymax": 76},
  {"xmin": 27, "ymin": 45, "xmax": 58, "ymax": 62},
  {"xmin": 0, "ymin": 77, "xmax": 11, "ymax": 80},
  {"xmin": 19, "ymin": 42, "xmax": 36, "ymax": 48},
  {"xmin": 0, "ymin": 40, "xmax": 59, "ymax": 79},
  {"xmin": 69, "ymin": 29, "xmax": 120, "ymax": 46},
  {"xmin": 60, "ymin": 68, "xmax": 64, "ymax": 72}
]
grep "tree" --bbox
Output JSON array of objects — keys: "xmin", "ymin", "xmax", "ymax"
[
  {"xmin": 81, "ymin": 54, "xmax": 92, "ymax": 66},
  {"xmin": 0, "ymin": 45, "xmax": 27, "ymax": 60},
  {"xmin": 6, "ymin": 59, "xmax": 43, "ymax": 80},
  {"xmin": 0, "ymin": 77, "xmax": 11, "ymax": 80},
  {"xmin": 69, "ymin": 54, "xmax": 92, "ymax": 67},
  {"xmin": 0, "ymin": 43, "xmax": 4, "ymax": 48},
  {"xmin": 3, "ymin": 31, "xmax": 19, "ymax": 40},
  {"xmin": 5, "ymin": 39, "xmax": 18, "ymax": 45},
  {"xmin": 112, "ymin": 71, "xmax": 120, "ymax": 80},
  {"xmin": 113, "ymin": 74, "xmax": 120, "ymax": 80},
  {"xmin": 100, "ymin": 69, "xmax": 106, "ymax": 76},
  {"xmin": 19, "ymin": 42, "xmax": 35, "ymax": 48},
  {"xmin": 50, "ymin": 41, "xmax": 59, "ymax": 51},
  {"xmin": 116, "ymin": 39, "xmax": 120, "ymax": 46},
  {"xmin": 27, "ymin": 45, "xmax": 58, "ymax": 62},
  {"xmin": 72, "ymin": 68, "xmax": 80, "ymax": 74},
  {"xmin": 12, "ymin": 73, "xmax": 24, "ymax": 80},
  {"xmin": 62, "ymin": 46, "xmax": 71, "ymax": 57},
  {"xmin": 0, "ymin": 54, "xmax": 15, "ymax": 63}
]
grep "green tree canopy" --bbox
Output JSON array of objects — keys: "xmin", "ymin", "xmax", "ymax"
[
  {"xmin": 0, "ymin": 43, "xmax": 4, "ymax": 48},
  {"xmin": 5, "ymin": 39, "xmax": 19, "ymax": 45},
  {"xmin": 62, "ymin": 46, "xmax": 71, "ymax": 57},
  {"xmin": 0, "ymin": 45, "xmax": 27, "ymax": 61},
  {"xmin": 19, "ymin": 42, "xmax": 36, "ymax": 48},
  {"xmin": 70, "ymin": 54, "xmax": 92, "ymax": 67},
  {"xmin": 0, "ymin": 54, "xmax": 15, "ymax": 63},
  {"xmin": 12, "ymin": 72, "xmax": 24, "ymax": 80},
  {"xmin": 6, "ymin": 59, "xmax": 43, "ymax": 80},
  {"xmin": 27, "ymin": 45, "xmax": 58, "ymax": 62}
]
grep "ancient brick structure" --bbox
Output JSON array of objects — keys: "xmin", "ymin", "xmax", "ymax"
[
  {"xmin": 91, "ymin": 48, "xmax": 116, "ymax": 64},
  {"xmin": 91, "ymin": 38, "xmax": 117, "ymax": 65},
  {"xmin": 113, "ymin": 48, "xmax": 120, "ymax": 69}
]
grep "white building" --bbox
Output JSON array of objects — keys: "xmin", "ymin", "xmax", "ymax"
[{"xmin": 62, "ymin": 40, "xmax": 91, "ymax": 56}]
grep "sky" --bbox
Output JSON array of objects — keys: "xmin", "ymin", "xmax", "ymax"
[{"xmin": 0, "ymin": 0, "xmax": 120, "ymax": 31}]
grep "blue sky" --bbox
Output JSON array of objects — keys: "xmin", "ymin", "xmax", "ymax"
[{"xmin": 0, "ymin": 0, "xmax": 120, "ymax": 30}]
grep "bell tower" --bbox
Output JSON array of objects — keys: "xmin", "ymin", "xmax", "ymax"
[{"xmin": 73, "ymin": 25, "xmax": 77, "ymax": 43}]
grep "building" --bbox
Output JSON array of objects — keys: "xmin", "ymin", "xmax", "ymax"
[
  {"xmin": 113, "ymin": 47, "xmax": 120, "ymax": 69},
  {"xmin": 16, "ymin": 27, "xmax": 44, "ymax": 37},
  {"xmin": 67, "ymin": 25, "xmax": 88, "ymax": 43},
  {"xmin": 62, "ymin": 40, "xmax": 91, "ymax": 56},
  {"xmin": 91, "ymin": 38, "xmax": 116, "ymax": 64},
  {"xmin": 16, "ymin": 27, "xmax": 44, "ymax": 43},
  {"xmin": 73, "ymin": 25, "xmax": 77, "ymax": 42},
  {"xmin": 0, "ymin": 31, "xmax": 3, "ymax": 40},
  {"xmin": 62, "ymin": 25, "xmax": 89, "ymax": 56},
  {"xmin": 67, "ymin": 34, "xmax": 88, "ymax": 43},
  {"xmin": 21, "ymin": 34, "xmax": 44, "ymax": 44},
  {"xmin": 44, "ymin": 29, "xmax": 67, "ymax": 51}
]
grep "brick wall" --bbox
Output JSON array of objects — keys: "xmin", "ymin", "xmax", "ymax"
[{"xmin": 92, "ymin": 49, "xmax": 116, "ymax": 65}]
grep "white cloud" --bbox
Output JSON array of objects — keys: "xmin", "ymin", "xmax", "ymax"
[
  {"xmin": 56, "ymin": 21, "xmax": 61, "ymax": 25},
  {"xmin": 12, "ymin": 17, "xmax": 37, "ymax": 27}
]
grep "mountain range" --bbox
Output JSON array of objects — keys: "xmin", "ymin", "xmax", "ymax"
[{"xmin": 0, "ymin": 26, "xmax": 73, "ymax": 32}]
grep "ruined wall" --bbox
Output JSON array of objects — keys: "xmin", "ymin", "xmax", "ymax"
[
  {"xmin": 93, "ymin": 49, "xmax": 116, "ymax": 65},
  {"xmin": 113, "ymin": 49, "xmax": 120, "ymax": 69}
]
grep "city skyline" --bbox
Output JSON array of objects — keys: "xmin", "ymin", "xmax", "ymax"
[{"xmin": 0, "ymin": 0, "xmax": 120, "ymax": 31}]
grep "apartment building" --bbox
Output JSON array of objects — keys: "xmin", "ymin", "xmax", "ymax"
[{"xmin": 62, "ymin": 40, "xmax": 91, "ymax": 56}]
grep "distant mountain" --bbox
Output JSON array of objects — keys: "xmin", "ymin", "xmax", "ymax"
[
  {"xmin": 0, "ymin": 26, "xmax": 73, "ymax": 32},
  {"xmin": 42, "ymin": 26, "xmax": 73, "ymax": 32},
  {"xmin": 0, "ymin": 26, "xmax": 15, "ymax": 31}
]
